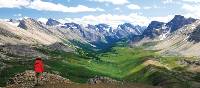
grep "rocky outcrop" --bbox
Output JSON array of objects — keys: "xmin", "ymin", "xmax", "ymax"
[
  {"xmin": 153, "ymin": 20, "xmax": 200, "ymax": 56},
  {"xmin": 188, "ymin": 25, "xmax": 200, "ymax": 43},
  {"xmin": 47, "ymin": 42, "xmax": 74, "ymax": 52},
  {"xmin": 179, "ymin": 59, "xmax": 200, "ymax": 66},
  {"xmin": 0, "ymin": 44, "xmax": 43, "ymax": 60},
  {"xmin": 6, "ymin": 70, "xmax": 161, "ymax": 88},
  {"xmin": 7, "ymin": 70, "xmax": 72, "ymax": 88},
  {"xmin": 87, "ymin": 76, "xmax": 121, "ymax": 84},
  {"xmin": 0, "ymin": 27, "xmax": 21, "ymax": 39}
]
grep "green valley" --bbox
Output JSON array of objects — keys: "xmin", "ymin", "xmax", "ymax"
[{"xmin": 1, "ymin": 41, "xmax": 199, "ymax": 88}]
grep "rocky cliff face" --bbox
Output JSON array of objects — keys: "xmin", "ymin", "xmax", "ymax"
[
  {"xmin": 188, "ymin": 25, "xmax": 200, "ymax": 43},
  {"xmin": 143, "ymin": 21, "xmax": 165, "ymax": 38},
  {"xmin": 153, "ymin": 20, "xmax": 200, "ymax": 56},
  {"xmin": 143, "ymin": 15, "xmax": 197, "ymax": 39},
  {"xmin": 166, "ymin": 15, "xmax": 196, "ymax": 32},
  {"xmin": 46, "ymin": 18, "xmax": 61, "ymax": 26}
]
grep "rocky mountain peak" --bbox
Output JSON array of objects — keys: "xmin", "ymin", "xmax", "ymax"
[
  {"xmin": 117, "ymin": 23, "xmax": 145, "ymax": 35},
  {"xmin": 95, "ymin": 24, "xmax": 111, "ymax": 32},
  {"xmin": 142, "ymin": 21, "xmax": 165, "ymax": 38},
  {"xmin": 85, "ymin": 24, "xmax": 96, "ymax": 29},
  {"xmin": 18, "ymin": 18, "xmax": 45, "ymax": 30},
  {"xmin": 166, "ymin": 15, "xmax": 197, "ymax": 32},
  {"xmin": 9, "ymin": 19, "xmax": 19, "ymax": 23},
  {"xmin": 46, "ymin": 18, "xmax": 60, "ymax": 26},
  {"xmin": 63, "ymin": 22, "xmax": 82, "ymax": 30}
]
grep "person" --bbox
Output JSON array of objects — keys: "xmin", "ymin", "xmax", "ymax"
[{"xmin": 34, "ymin": 57, "xmax": 44, "ymax": 85}]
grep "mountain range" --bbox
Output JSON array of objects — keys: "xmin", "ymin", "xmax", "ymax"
[
  {"xmin": 2, "ymin": 15, "xmax": 200, "ymax": 88},
  {"xmin": 0, "ymin": 15, "xmax": 199, "ymax": 60}
]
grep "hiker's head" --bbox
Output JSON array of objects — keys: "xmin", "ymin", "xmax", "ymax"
[{"xmin": 36, "ymin": 57, "xmax": 42, "ymax": 60}]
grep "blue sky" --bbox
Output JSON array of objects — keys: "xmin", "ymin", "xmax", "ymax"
[{"xmin": 0, "ymin": 0, "xmax": 199, "ymax": 26}]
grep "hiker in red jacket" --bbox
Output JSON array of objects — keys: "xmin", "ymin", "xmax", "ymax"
[{"xmin": 34, "ymin": 57, "xmax": 44, "ymax": 85}]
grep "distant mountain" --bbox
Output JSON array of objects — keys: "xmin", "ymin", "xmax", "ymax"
[
  {"xmin": 11, "ymin": 15, "xmax": 197, "ymax": 48},
  {"xmin": 154, "ymin": 19, "xmax": 200, "ymax": 56},
  {"xmin": 18, "ymin": 18, "xmax": 45, "ymax": 30},
  {"xmin": 1, "ymin": 15, "xmax": 198, "ymax": 56},
  {"xmin": 95, "ymin": 24, "xmax": 112, "ymax": 33},
  {"xmin": 9, "ymin": 19, "xmax": 19, "ymax": 23},
  {"xmin": 188, "ymin": 25, "xmax": 200, "ymax": 43},
  {"xmin": 115, "ymin": 23, "xmax": 146, "ymax": 39},
  {"xmin": 166, "ymin": 15, "xmax": 196, "ymax": 32},
  {"xmin": 143, "ymin": 15, "xmax": 197, "ymax": 39},
  {"xmin": 143, "ymin": 21, "xmax": 165, "ymax": 38},
  {"xmin": 63, "ymin": 22, "xmax": 82, "ymax": 29},
  {"xmin": 46, "ymin": 18, "xmax": 61, "ymax": 26},
  {"xmin": 6, "ymin": 15, "xmax": 198, "ymax": 44}
]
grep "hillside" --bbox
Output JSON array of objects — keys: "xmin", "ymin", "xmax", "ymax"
[
  {"xmin": 1, "ymin": 15, "xmax": 200, "ymax": 88},
  {"xmin": 6, "ymin": 70, "xmax": 160, "ymax": 88},
  {"xmin": 153, "ymin": 20, "xmax": 200, "ymax": 56}
]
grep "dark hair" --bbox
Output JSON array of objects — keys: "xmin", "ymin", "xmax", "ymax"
[{"xmin": 35, "ymin": 57, "xmax": 42, "ymax": 60}]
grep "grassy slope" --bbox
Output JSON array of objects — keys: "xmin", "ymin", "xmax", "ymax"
[{"xmin": 0, "ymin": 41, "xmax": 199, "ymax": 88}]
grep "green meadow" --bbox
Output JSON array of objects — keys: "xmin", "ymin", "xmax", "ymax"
[{"xmin": 0, "ymin": 41, "xmax": 197, "ymax": 88}]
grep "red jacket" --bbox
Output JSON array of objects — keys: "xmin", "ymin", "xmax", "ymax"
[{"xmin": 34, "ymin": 60, "xmax": 44, "ymax": 73}]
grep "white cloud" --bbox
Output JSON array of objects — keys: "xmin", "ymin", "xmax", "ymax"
[
  {"xmin": 143, "ymin": 6, "xmax": 151, "ymax": 10},
  {"xmin": 59, "ymin": 13, "xmax": 149, "ymax": 27},
  {"xmin": 14, "ymin": 13, "xmax": 22, "ymax": 17},
  {"xmin": 0, "ymin": 19, "xmax": 9, "ymax": 21},
  {"xmin": 0, "ymin": 0, "xmax": 104, "ymax": 13},
  {"xmin": 96, "ymin": 8, "xmax": 105, "ymax": 11},
  {"xmin": 0, "ymin": 0, "xmax": 30, "ymax": 8},
  {"xmin": 89, "ymin": 0, "xmax": 129, "ymax": 5},
  {"xmin": 37, "ymin": 17, "xmax": 48, "ymax": 24},
  {"xmin": 127, "ymin": 4, "xmax": 141, "ymax": 10},
  {"xmin": 162, "ymin": 0, "xmax": 183, "ymax": 4},
  {"xmin": 181, "ymin": 3, "xmax": 200, "ymax": 18},
  {"xmin": 18, "ymin": 16, "xmax": 30, "ymax": 20},
  {"xmin": 162, "ymin": 0, "xmax": 174, "ymax": 4},
  {"xmin": 153, "ymin": 5, "xmax": 159, "ymax": 8},
  {"xmin": 28, "ymin": 0, "xmax": 102, "ymax": 13},
  {"xmin": 115, "ymin": 7, "xmax": 120, "ymax": 10},
  {"xmin": 182, "ymin": 0, "xmax": 200, "ymax": 3},
  {"xmin": 58, "ymin": 14, "xmax": 173, "ymax": 27},
  {"xmin": 150, "ymin": 15, "xmax": 174, "ymax": 23}
]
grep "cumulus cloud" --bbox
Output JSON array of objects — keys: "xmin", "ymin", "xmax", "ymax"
[
  {"xmin": 162, "ymin": 0, "xmax": 174, "ymax": 4},
  {"xmin": 0, "ymin": 0, "xmax": 30, "ymax": 8},
  {"xmin": 115, "ymin": 7, "xmax": 120, "ymax": 10},
  {"xmin": 58, "ymin": 14, "xmax": 173, "ymax": 27},
  {"xmin": 182, "ymin": 0, "xmax": 200, "ymax": 3},
  {"xmin": 127, "ymin": 4, "xmax": 141, "ymax": 10},
  {"xmin": 95, "ymin": 8, "xmax": 105, "ymax": 11},
  {"xmin": 0, "ymin": 0, "xmax": 103, "ymax": 13},
  {"xmin": 143, "ymin": 6, "xmax": 151, "ymax": 10},
  {"xmin": 181, "ymin": 3, "xmax": 200, "ymax": 18},
  {"xmin": 89, "ymin": 0, "xmax": 129, "ymax": 5},
  {"xmin": 14, "ymin": 13, "xmax": 22, "ymax": 17},
  {"xmin": 37, "ymin": 17, "xmax": 48, "ymax": 24},
  {"xmin": 59, "ymin": 13, "xmax": 148, "ymax": 27},
  {"xmin": 28, "ymin": 0, "xmax": 102, "ymax": 12},
  {"xmin": 150, "ymin": 15, "xmax": 174, "ymax": 23},
  {"xmin": 0, "ymin": 19, "xmax": 9, "ymax": 21}
]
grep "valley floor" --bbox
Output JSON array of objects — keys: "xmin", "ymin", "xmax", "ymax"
[{"xmin": 1, "ymin": 42, "xmax": 200, "ymax": 88}]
